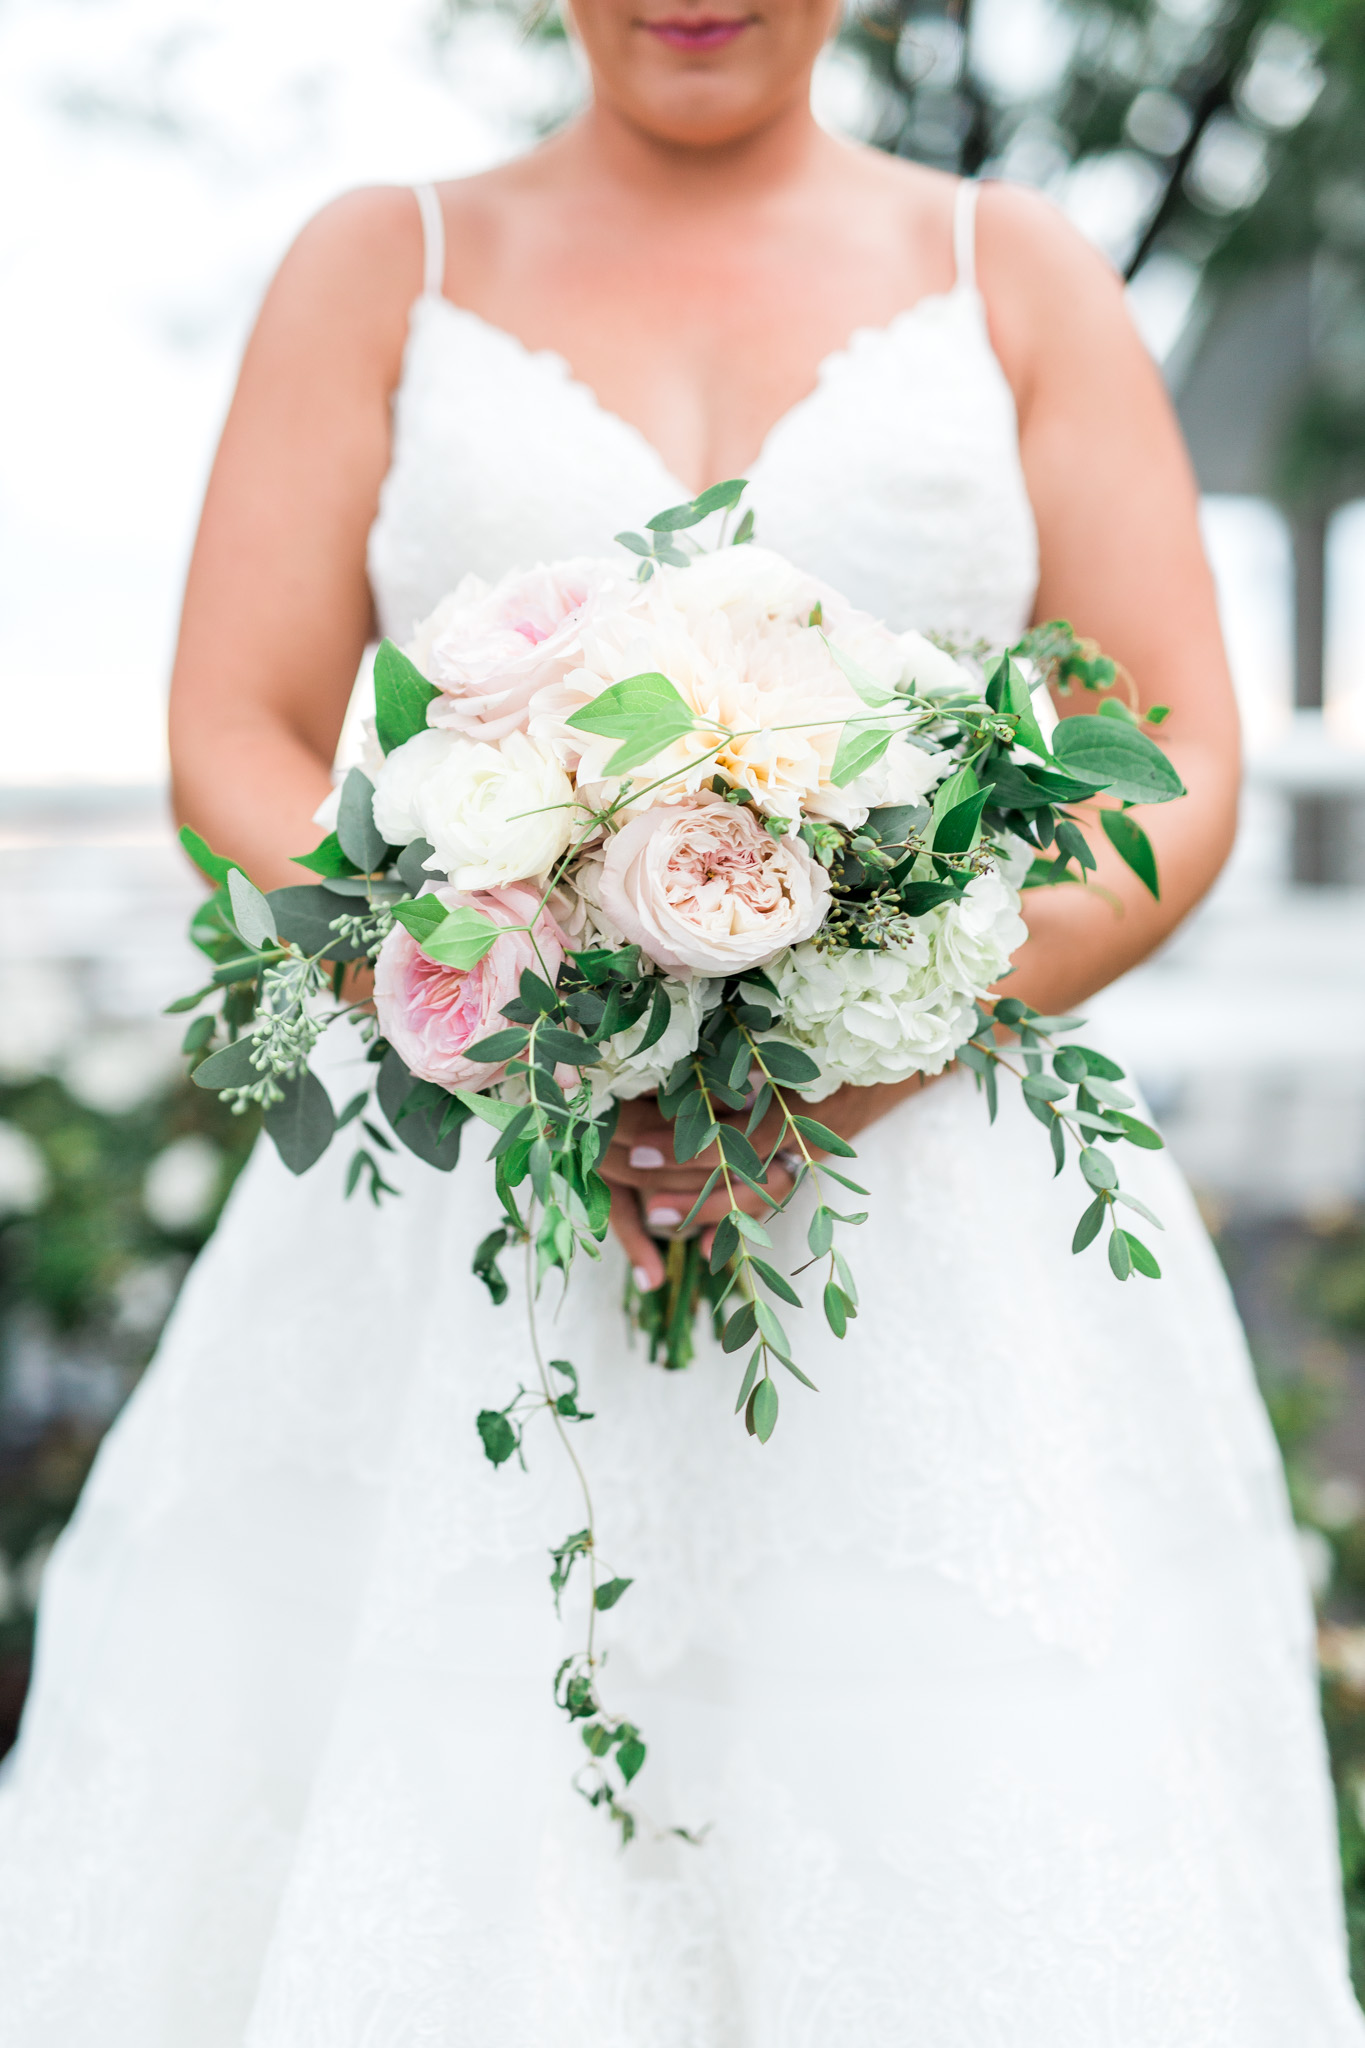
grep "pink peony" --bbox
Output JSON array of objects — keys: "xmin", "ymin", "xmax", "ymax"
[
  {"xmin": 598, "ymin": 795, "xmax": 831, "ymax": 978},
  {"xmin": 413, "ymin": 560, "xmax": 632, "ymax": 744},
  {"xmin": 373, "ymin": 884, "xmax": 565, "ymax": 1091}
]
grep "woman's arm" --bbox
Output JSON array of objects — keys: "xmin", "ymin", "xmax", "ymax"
[
  {"xmin": 168, "ymin": 187, "xmax": 421, "ymax": 890},
  {"xmin": 604, "ymin": 187, "xmax": 1242, "ymax": 1284}
]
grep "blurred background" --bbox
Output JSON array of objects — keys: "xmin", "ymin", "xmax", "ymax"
[{"xmin": 4, "ymin": 0, "xmax": 1365, "ymax": 1981}]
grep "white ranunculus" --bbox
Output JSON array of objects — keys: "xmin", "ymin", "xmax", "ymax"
[
  {"xmin": 765, "ymin": 938, "xmax": 978, "ymax": 1098},
  {"xmin": 598, "ymin": 795, "xmax": 831, "ymax": 977},
  {"xmin": 932, "ymin": 866, "xmax": 1028, "ymax": 997},
  {"xmin": 371, "ymin": 728, "xmax": 463, "ymax": 848},
  {"xmin": 374, "ymin": 729, "xmax": 576, "ymax": 889},
  {"xmin": 588, "ymin": 975, "xmax": 721, "ymax": 1109}
]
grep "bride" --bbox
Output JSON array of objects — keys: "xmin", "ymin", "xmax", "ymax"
[{"xmin": 3, "ymin": 1, "xmax": 1360, "ymax": 2041}]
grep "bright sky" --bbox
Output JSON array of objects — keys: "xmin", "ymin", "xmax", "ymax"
[{"xmin": 0, "ymin": 0, "xmax": 1349, "ymax": 787}]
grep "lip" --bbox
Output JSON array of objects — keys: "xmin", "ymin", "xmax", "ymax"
[{"xmin": 642, "ymin": 15, "xmax": 753, "ymax": 51}]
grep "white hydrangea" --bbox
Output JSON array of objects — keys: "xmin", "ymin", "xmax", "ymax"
[{"xmin": 763, "ymin": 849, "xmax": 1028, "ymax": 1098}]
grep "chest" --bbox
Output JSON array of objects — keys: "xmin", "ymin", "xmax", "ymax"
[{"xmin": 446, "ymin": 201, "xmax": 957, "ymax": 497}]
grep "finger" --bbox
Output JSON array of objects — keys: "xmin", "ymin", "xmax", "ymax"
[{"xmin": 609, "ymin": 1186, "xmax": 665, "ymax": 1293}]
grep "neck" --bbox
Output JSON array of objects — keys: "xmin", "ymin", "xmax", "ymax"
[{"xmin": 553, "ymin": 87, "xmax": 838, "ymax": 212}]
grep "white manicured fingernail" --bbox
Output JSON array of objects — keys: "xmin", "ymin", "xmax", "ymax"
[
  {"xmin": 632, "ymin": 1266, "xmax": 654, "ymax": 1292},
  {"xmin": 629, "ymin": 1145, "xmax": 666, "ymax": 1169},
  {"xmin": 648, "ymin": 1206, "xmax": 683, "ymax": 1229}
]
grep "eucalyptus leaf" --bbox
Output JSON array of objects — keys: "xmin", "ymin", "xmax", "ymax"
[
  {"xmin": 378, "ymin": 1049, "xmax": 466, "ymax": 1169},
  {"xmin": 336, "ymin": 769, "xmax": 387, "ymax": 873},
  {"xmin": 191, "ymin": 1037, "xmax": 258, "ymax": 1091},
  {"xmin": 397, "ymin": 838, "xmax": 437, "ymax": 893},
  {"xmin": 264, "ymin": 1067, "xmax": 336, "ymax": 1175}
]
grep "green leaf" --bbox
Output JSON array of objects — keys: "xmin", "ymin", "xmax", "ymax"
[
  {"xmin": 929, "ymin": 761, "xmax": 979, "ymax": 823},
  {"xmin": 178, "ymin": 823, "xmax": 234, "ymax": 885},
  {"xmin": 476, "ymin": 1410, "xmax": 519, "ymax": 1467},
  {"xmin": 822, "ymin": 635, "xmax": 897, "ymax": 707},
  {"xmin": 1109, "ymin": 1110, "xmax": 1163, "ymax": 1150},
  {"xmin": 1115, "ymin": 1189, "xmax": 1165, "ymax": 1230},
  {"xmin": 732, "ymin": 507, "xmax": 756, "ymax": 546},
  {"xmin": 823, "ymin": 1281, "xmax": 849, "ymax": 1338},
  {"xmin": 1072, "ymin": 1194, "xmax": 1106, "ymax": 1251},
  {"xmin": 378, "ymin": 1050, "xmax": 466, "ymax": 1169},
  {"xmin": 226, "ymin": 868, "xmax": 278, "ymax": 949},
  {"xmin": 775, "ymin": 1354, "xmax": 819, "ymax": 1391},
  {"xmin": 617, "ymin": 1735, "xmax": 647, "ymax": 1784},
  {"xmin": 1050, "ymin": 717, "xmax": 1186, "ymax": 805},
  {"xmin": 829, "ymin": 720, "xmax": 893, "ymax": 789},
  {"xmin": 396, "ymin": 838, "xmax": 436, "ymax": 893},
  {"xmin": 732, "ymin": 1210, "xmax": 773, "ymax": 1246},
  {"xmin": 267, "ymin": 884, "xmax": 357, "ymax": 959},
  {"xmin": 757, "ymin": 1040, "xmax": 821, "ymax": 1087},
  {"xmin": 1001, "ymin": 656, "xmax": 1051, "ymax": 760},
  {"xmin": 1053, "ymin": 819, "xmax": 1096, "ymax": 874},
  {"xmin": 391, "ymin": 895, "xmax": 447, "ymax": 942},
  {"xmin": 565, "ymin": 672, "xmax": 697, "ymax": 765},
  {"xmin": 1064, "ymin": 1046, "xmax": 1121, "ymax": 1083},
  {"xmin": 1108, "ymin": 1228, "xmax": 1133, "ymax": 1281},
  {"xmin": 191, "ymin": 1037, "xmax": 258, "ymax": 1091},
  {"xmin": 264, "ymin": 1067, "xmax": 336, "ymax": 1174},
  {"xmin": 454, "ymin": 1089, "xmax": 527, "ymax": 1138},
  {"xmin": 533, "ymin": 1025, "xmax": 602, "ymax": 1067},
  {"xmin": 734, "ymin": 1349, "xmax": 762, "ymax": 1412},
  {"xmin": 807, "ymin": 1206, "xmax": 834, "ymax": 1258},
  {"xmin": 1100, "ymin": 808, "xmax": 1160, "ymax": 899},
  {"xmin": 472, "ymin": 1227, "xmax": 510, "ymax": 1305},
  {"xmin": 181, "ymin": 1012, "xmax": 215, "ymax": 1055},
  {"xmin": 722, "ymin": 1300, "xmax": 759, "ymax": 1354},
  {"xmin": 748, "ymin": 1376, "xmax": 779, "ymax": 1442},
  {"xmin": 373, "ymin": 638, "xmax": 439, "ymax": 755},
  {"xmin": 931, "ymin": 788, "xmax": 991, "ymax": 855},
  {"xmin": 461, "ymin": 1028, "xmax": 528, "ymax": 1064},
  {"xmin": 646, "ymin": 479, "xmax": 746, "ymax": 531},
  {"xmin": 166, "ymin": 986, "xmax": 213, "ymax": 1016},
  {"xmin": 753, "ymin": 1299, "xmax": 791, "ymax": 1358},
  {"xmin": 1079, "ymin": 1145, "xmax": 1118, "ymax": 1191},
  {"xmin": 1053, "ymin": 1045, "xmax": 1088, "ymax": 1084},
  {"xmin": 421, "ymin": 906, "xmax": 501, "ymax": 970},
  {"xmin": 790, "ymin": 1115, "xmax": 857, "ymax": 1158},
  {"xmin": 292, "ymin": 830, "xmax": 360, "ymax": 879},
  {"xmin": 1021, "ymin": 1073, "xmax": 1068, "ymax": 1102},
  {"xmin": 749, "ymin": 1257, "xmax": 801, "ymax": 1308},
  {"xmin": 336, "ymin": 769, "xmax": 387, "ymax": 873},
  {"xmin": 614, "ymin": 530, "xmax": 653, "ymax": 557},
  {"xmin": 1121, "ymin": 1230, "xmax": 1161, "ymax": 1279},
  {"xmin": 594, "ymin": 1576, "xmax": 633, "ymax": 1611}
]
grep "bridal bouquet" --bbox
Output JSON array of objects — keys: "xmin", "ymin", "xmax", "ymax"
[{"xmin": 174, "ymin": 479, "xmax": 1184, "ymax": 1835}]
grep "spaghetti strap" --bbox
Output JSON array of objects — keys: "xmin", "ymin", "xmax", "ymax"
[
  {"xmin": 953, "ymin": 177, "xmax": 979, "ymax": 294},
  {"xmin": 412, "ymin": 182, "xmax": 446, "ymax": 301}
]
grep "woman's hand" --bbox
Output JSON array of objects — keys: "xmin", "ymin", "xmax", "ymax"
[{"xmin": 600, "ymin": 1077, "xmax": 936, "ymax": 1290}]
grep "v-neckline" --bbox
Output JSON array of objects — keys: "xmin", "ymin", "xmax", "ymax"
[{"xmin": 412, "ymin": 287, "xmax": 975, "ymax": 503}]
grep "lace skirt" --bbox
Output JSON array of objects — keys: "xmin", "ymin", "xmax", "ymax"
[{"xmin": 0, "ymin": 1036, "xmax": 1359, "ymax": 2047}]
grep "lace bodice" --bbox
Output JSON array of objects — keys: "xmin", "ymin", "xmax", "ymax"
[{"xmin": 366, "ymin": 181, "xmax": 1039, "ymax": 649}]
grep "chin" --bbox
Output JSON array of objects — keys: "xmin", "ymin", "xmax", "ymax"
[{"xmin": 615, "ymin": 76, "xmax": 795, "ymax": 148}]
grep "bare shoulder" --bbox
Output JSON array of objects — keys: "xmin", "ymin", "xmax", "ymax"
[
  {"xmin": 250, "ymin": 185, "xmax": 424, "ymax": 385},
  {"xmin": 973, "ymin": 182, "xmax": 1142, "ymax": 408}
]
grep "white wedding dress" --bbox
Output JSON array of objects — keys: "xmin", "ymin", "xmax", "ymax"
[{"xmin": 2, "ymin": 182, "xmax": 1360, "ymax": 2047}]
